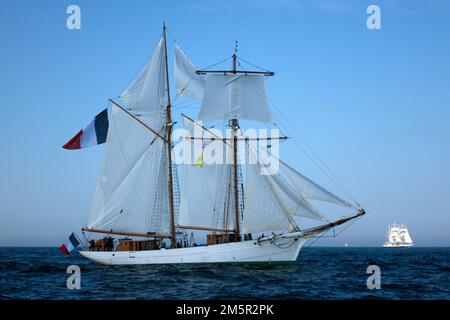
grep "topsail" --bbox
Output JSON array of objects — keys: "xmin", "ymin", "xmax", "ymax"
[
  {"xmin": 120, "ymin": 37, "xmax": 167, "ymax": 116},
  {"xmin": 199, "ymin": 74, "xmax": 275, "ymax": 124},
  {"xmin": 174, "ymin": 43, "xmax": 205, "ymax": 100}
]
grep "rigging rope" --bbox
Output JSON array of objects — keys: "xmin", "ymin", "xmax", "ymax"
[
  {"xmin": 236, "ymin": 56, "xmax": 272, "ymax": 73},
  {"xmin": 271, "ymin": 107, "xmax": 360, "ymax": 206}
]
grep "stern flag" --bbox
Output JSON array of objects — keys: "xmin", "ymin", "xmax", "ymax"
[
  {"xmin": 63, "ymin": 108, "xmax": 109, "ymax": 150},
  {"xmin": 59, "ymin": 233, "xmax": 81, "ymax": 255}
]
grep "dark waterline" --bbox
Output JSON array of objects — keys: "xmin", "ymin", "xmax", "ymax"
[{"xmin": 0, "ymin": 247, "xmax": 449, "ymax": 299}]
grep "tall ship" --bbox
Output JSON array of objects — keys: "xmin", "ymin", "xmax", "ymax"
[
  {"xmin": 383, "ymin": 223, "xmax": 414, "ymax": 248},
  {"xmin": 65, "ymin": 24, "xmax": 365, "ymax": 265}
]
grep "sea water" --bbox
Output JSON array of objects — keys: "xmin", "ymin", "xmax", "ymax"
[{"xmin": 0, "ymin": 247, "xmax": 449, "ymax": 299}]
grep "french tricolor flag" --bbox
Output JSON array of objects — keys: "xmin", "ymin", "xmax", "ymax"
[
  {"xmin": 63, "ymin": 109, "xmax": 109, "ymax": 150},
  {"xmin": 59, "ymin": 233, "xmax": 81, "ymax": 255}
]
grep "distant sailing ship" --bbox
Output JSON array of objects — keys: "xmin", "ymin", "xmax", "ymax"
[
  {"xmin": 66, "ymin": 24, "xmax": 365, "ymax": 265},
  {"xmin": 383, "ymin": 223, "xmax": 413, "ymax": 248}
]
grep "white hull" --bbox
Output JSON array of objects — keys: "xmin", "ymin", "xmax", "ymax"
[
  {"xmin": 80, "ymin": 232, "xmax": 305, "ymax": 265},
  {"xmin": 383, "ymin": 242, "xmax": 413, "ymax": 248}
]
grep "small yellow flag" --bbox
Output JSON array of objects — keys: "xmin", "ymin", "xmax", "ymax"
[{"xmin": 194, "ymin": 153, "xmax": 204, "ymax": 167}]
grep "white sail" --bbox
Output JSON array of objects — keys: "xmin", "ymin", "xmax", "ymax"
[
  {"xmin": 178, "ymin": 119, "xmax": 235, "ymax": 229},
  {"xmin": 388, "ymin": 227, "xmax": 397, "ymax": 243},
  {"xmin": 198, "ymin": 74, "xmax": 275, "ymax": 124},
  {"xmin": 279, "ymin": 160, "xmax": 353, "ymax": 208},
  {"xmin": 178, "ymin": 164, "xmax": 234, "ymax": 228},
  {"xmin": 120, "ymin": 37, "xmax": 166, "ymax": 114},
  {"xmin": 243, "ymin": 144, "xmax": 329, "ymax": 233},
  {"xmin": 268, "ymin": 173, "xmax": 326, "ymax": 221},
  {"xmin": 384, "ymin": 224, "xmax": 413, "ymax": 247},
  {"xmin": 398, "ymin": 227, "xmax": 413, "ymax": 244},
  {"xmin": 403, "ymin": 229, "xmax": 413, "ymax": 244},
  {"xmin": 242, "ymin": 162, "xmax": 293, "ymax": 234},
  {"xmin": 174, "ymin": 43, "xmax": 205, "ymax": 100},
  {"xmin": 87, "ymin": 105, "xmax": 169, "ymax": 234}
]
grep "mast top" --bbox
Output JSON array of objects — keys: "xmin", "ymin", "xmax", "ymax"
[
  {"xmin": 196, "ymin": 40, "xmax": 274, "ymax": 76},
  {"xmin": 233, "ymin": 40, "xmax": 238, "ymax": 73}
]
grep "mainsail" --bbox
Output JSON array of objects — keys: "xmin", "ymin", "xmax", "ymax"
[
  {"xmin": 87, "ymin": 36, "xmax": 170, "ymax": 235},
  {"xmin": 87, "ymin": 106, "xmax": 169, "ymax": 234}
]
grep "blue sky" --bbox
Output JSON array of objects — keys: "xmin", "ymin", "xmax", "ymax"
[{"xmin": 0, "ymin": 0, "xmax": 449, "ymax": 246}]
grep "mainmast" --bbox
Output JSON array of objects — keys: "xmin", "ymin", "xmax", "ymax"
[
  {"xmin": 163, "ymin": 22, "xmax": 176, "ymax": 248},
  {"xmin": 231, "ymin": 42, "xmax": 241, "ymax": 240}
]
